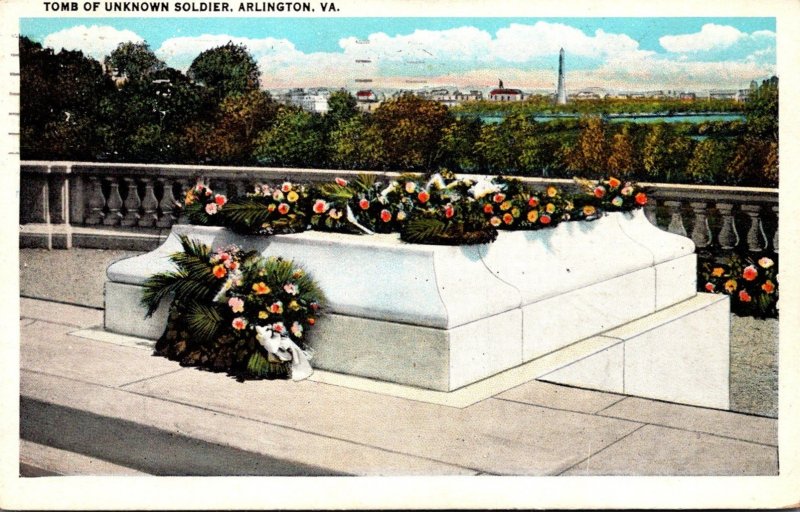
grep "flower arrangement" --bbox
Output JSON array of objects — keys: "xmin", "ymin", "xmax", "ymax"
[
  {"xmin": 178, "ymin": 173, "xmax": 648, "ymax": 246},
  {"xmin": 141, "ymin": 235, "xmax": 325, "ymax": 380},
  {"xmin": 700, "ymin": 253, "xmax": 778, "ymax": 318},
  {"xmin": 182, "ymin": 182, "xmax": 228, "ymax": 226},
  {"xmin": 222, "ymin": 181, "xmax": 309, "ymax": 235}
]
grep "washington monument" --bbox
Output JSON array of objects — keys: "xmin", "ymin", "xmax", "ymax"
[{"xmin": 556, "ymin": 48, "xmax": 567, "ymax": 105}]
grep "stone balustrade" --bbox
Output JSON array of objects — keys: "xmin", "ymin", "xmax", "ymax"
[{"xmin": 19, "ymin": 161, "xmax": 778, "ymax": 253}]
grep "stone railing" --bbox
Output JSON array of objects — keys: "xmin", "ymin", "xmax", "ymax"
[{"xmin": 19, "ymin": 161, "xmax": 778, "ymax": 253}]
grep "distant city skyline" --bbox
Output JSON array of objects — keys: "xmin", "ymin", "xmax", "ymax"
[{"xmin": 21, "ymin": 17, "xmax": 776, "ymax": 91}]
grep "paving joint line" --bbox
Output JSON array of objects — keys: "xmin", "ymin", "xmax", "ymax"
[
  {"xmin": 20, "ymin": 294, "xmax": 104, "ymax": 311},
  {"xmin": 492, "ymin": 396, "xmax": 643, "ymax": 425},
  {"xmin": 118, "ymin": 368, "xmax": 187, "ymax": 388},
  {"xmin": 555, "ymin": 423, "xmax": 648, "ymax": 476},
  {"xmin": 20, "ymin": 368, "xmax": 485, "ymax": 475}
]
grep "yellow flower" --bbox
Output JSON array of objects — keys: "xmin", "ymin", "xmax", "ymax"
[
  {"xmin": 252, "ymin": 282, "xmax": 271, "ymax": 295},
  {"xmin": 289, "ymin": 300, "xmax": 300, "ymax": 311},
  {"xmin": 184, "ymin": 190, "xmax": 195, "ymax": 206},
  {"xmin": 500, "ymin": 200, "xmax": 513, "ymax": 211},
  {"xmin": 545, "ymin": 203, "xmax": 556, "ymax": 214},
  {"xmin": 724, "ymin": 279, "xmax": 738, "ymax": 293},
  {"xmin": 711, "ymin": 267, "xmax": 725, "ymax": 277},
  {"xmin": 258, "ymin": 311, "xmax": 269, "ymax": 319},
  {"xmin": 527, "ymin": 210, "xmax": 539, "ymax": 223},
  {"xmin": 511, "ymin": 207, "xmax": 521, "ymax": 218},
  {"xmin": 546, "ymin": 186, "xmax": 558, "ymax": 198},
  {"xmin": 287, "ymin": 191, "xmax": 299, "ymax": 203},
  {"xmin": 583, "ymin": 205, "xmax": 596, "ymax": 216}
]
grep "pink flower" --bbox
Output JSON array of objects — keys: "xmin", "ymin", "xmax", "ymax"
[
  {"xmin": 621, "ymin": 186, "xmax": 634, "ymax": 196},
  {"xmin": 359, "ymin": 198, "xmax": 370, "ymax": 210},
  {"xmin": 218, "ymin": 252, "xmax": 230, "ymax": 262},
  {"xmin": 593, "ymin": 186, "xmax": 606, "ymax": 198},
  {"xmin": 329, "ymin": 208, "xmax": 342, "ymax": 219},
  {"xmin": 444, "ymin": 204, "xmax": 454, "ymax": 219},
  {"xmin": 404, "ymin": 181, "xmax": 416, "ymax": 193},
  {"xmin": 278, "ymin": 203, "xmax": 290, "ymax": 215},
  {"xmin": 232, "ymin": 317, "xmax": 247, "ymax": 330},
  {"xmin": 310, "ymin": 302, "xmax": 320, "ymax": 312},
  {"xmin": 270, "ymin": 301, "xmax": 284, "ymax": 314},
  {"xmin": 272, "ymin": 322, "xmax": 286, "ymax": 334},
  {"xmin": 742, "ymin": 265, "xmax": 758, "ymax": 281},
  {"xmin": 313, "ymin": 199, "xmax": 329, "ymax": 214},
  {"xmin": 281, "ymin": 182, "xmax": 292, "ymax": 193},
  {"xmin": 228, "ymin": 297, "xmax": 245, "ymax": 313},
  {"xmin": 335, "ymin": 177, "xmax": 348, "ymax": 186},
  {"xmin": 738, "ymin": 290, "xmax": 752, "ymax": 302},
  {"xmin": 291, "ymin": 321, "xmax": 303, "ymax": 338},
  {"xmin": 225, "ymin": 260, "xmax": 239, "ymax": 272},
  {"xmin": 489, "ymin": 216, "xmax": 501, "ymax": 227},
  {"xmin": 272, "ymin": 190, "xmax": 284, "ymax": 201},
  {"xmin": 283, "ymin": 283, "xmax": 298, "ymax": 295},
  {"xmin": 205, "ymin": 203, "xmax": 218, "ymax": 215},
  {"xmin": 493, "ymin": 193, "xmax": 506, "ymax": 204},
  {"xmin": 705, "ymin": 282, "xmax": 715, "ymax": 292}
]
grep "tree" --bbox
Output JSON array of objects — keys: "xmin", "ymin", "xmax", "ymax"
[
  {"xmin": 686, "ymin": 138, "xmax": 733, "ymax": 184},
  {"xmin": 437, "ymin": 117, "xmax": 482, "ymax": 172},
  {"xmin": 474, "ymin": 113, "xmax": 538, "ymax": 174},
  {"xmin": 745, "ymin": 76, "xmax": 778, "ymax": 143},
  {"xmin": 104, "ymin": 41, "xmax": 165, "ymax": 83},
  {"xmin": 188, "ymin": 42, "xmax": 260, "ymax": 104},
  {"xmin": 726, "ymin": 136, "xmax": 777, "ymax": 187},
  {"xmin": 371, "ymin": 94, "xmax": 453, "ymax": 170},
  {"xmin": 325, "ymin": 90, "xmax": 359, "ymax": 130},
  {"xmin": 252, "ymin": 107, "xmax": 325, "ymax": 167},
  {"xmin": 565, "ymin": 116, "xmax": 608, "ymax": 177},
  {"xmin": 327, "ymin": 113, "xmax": 386, "ymax": 170},
  {"xmin": 642, "ymin": 124, "xmax": 693, "ymax": 182},
  {"xmin": 607, "ymin": 124, "xmax": 641, "ymax": 178}
]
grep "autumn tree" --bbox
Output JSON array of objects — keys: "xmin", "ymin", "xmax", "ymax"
[
  {"xmin": 642, "ymin": 124, "xmax": 693, "ymax": 182},
  {"xmin": 686, "ymin": 138, "xmax": 733, "ymax": 184},
  {"xmin": 327, "ymin": 113, "xmax": 386, "ymax": 170},
  {"xmin": 565, "ymin": 116, "xmax": 609, "ymax": 178},
  {"xmin": 745, "ymin": 76, "xmax": 778, "ymax": 143},
  {"xmin": 371, "ymin": 94, "xmax": 453, "ymax": 170},
  {"xmin": 607, "ymin": 124, "xmax": 642, "ymax": 178}
]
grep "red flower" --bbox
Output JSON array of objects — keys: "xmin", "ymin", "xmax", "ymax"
[
  {"xmin": 635, "ymin": 192, "xmax": 648, "ymax": 205},
  {"xmin": 742, "ymin": 265, "xmax": 758, "ymax": 281},
  {"xmin": 762, "ymin": 280, "xmax": 775, "ymax": 293},
  {"xmin": 502, "ymin": 213, "xmax": 513, "ymax": 225},
  {"xmin": 359, "ymin": 198, "xmax": 370, "ymax": 210},
  {"xmin": 483, "ymin": 203, "xmax": 494, "ymax": 214},
  {"xmin": 540, "ymin": 214, "xmax": 551, "ymax": 225},
  {"xmin": 444, "ymin": 204, "xmax": 455, "ymax": 219},
  {"xmin": 593, "ymin": 186, "xmax": 606, "ymax": 198},
  {"xmin": 307, "ymin": 317, "xmax": 316, "ymax": 326},
  {"xmin": 380, "ymin": 209, "xmax": 392, "ymax": 222},
  {"xmin": 705, "ymin": 282, "xmax": 715, "ymax": 292},
  {"xmin": 493, "ymin": 193, "xmax": 506, "ymax": 204},
  {"xmin": 278, "ymin": 203, "xmax": 290, "ymax": 215},
  {"xmin": 417, "ymin": 191, "xmax": 430, "ymax": 203},
  {"xmin": 738, "ymin": 290, "xmax": 752, "ymax": 302},
  {"xmin": 335, "ymin": 177, "xmax": 348, "ymax": 186},
  {"xmin": 528, "ymin": 197, "xmax": 539, "ymax": 207},
  {"xmin": 213, "ymin": 264, "xmax": 227, "ymax": 279},
  {"xmin": 214, "ymin": 194, "xmax": 227, "ymax": 206},
  {"xmin": 312, "ymin": 199, "xmax": 329, "ymax": 214},
  {"xmin": 608, "ymin": 177, "xmax": 621, "ymax": 189}
]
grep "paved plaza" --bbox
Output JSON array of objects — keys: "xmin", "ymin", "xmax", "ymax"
[{"xmin": 17, "ymin": 249, "xmax": 779, "ymax": 477}]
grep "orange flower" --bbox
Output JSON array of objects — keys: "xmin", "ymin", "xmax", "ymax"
[
  {"xmin": 502, "ymin": 213, "xmax": 513, "ymax": 225},
  {"xmin": 527, "ymin": 210, "xmax": 539, "ymax": 223},
  {"xmin": 252, "ymin": 282, "xmax": 271, "ymax": 295},
  {"xmin": 278, "ymin": 203, "xmax": 290, "ymax": 215},
  {"xmin": 546, "ymin": 186, "xmax": 558, "ymax": 198},
  {"xmin": 738, "ymin": 290, "xmax": 752, "ymax": 302},
  {"xmin": 762, "ymin": 280, "xmax": 775, "ymax": 294},
  {"xmin": 500, "ymin": 200, "xmax": 512, "ymax": 211},
  {"xmin": 545, "ymin": 203, "xmax": 556, "ymax": 214},
  {"xmin": 608, "ymin": 177, "xmax": 621, "ymax": 189},
  {"xmin": 417, "ymin": 191, "xmax": 430, "ymax": 203},
  {"xmin": 213, "ymin": 264, "xmax": 227, "ymax": 279},
  {"xmin": 307, "ymin": 317, "xmax": 316, "ymax": 326},
  {"xmin": 483, "ymin": 203, "xmax": 494, "ymax": 214},
  {"xmin": 711, "ymin": 267, "xmax": 725, "ymax": 277},
  {"xmin": 742, "ymin": 265, "xmax": 758, "ymax": 281},
  {"xmin": 270, "ymin": 301, "xmax": 284, "ymax": 314},
  {"xmin": 635, "ymin": 192, "xmax": 648, "ymax": 205},
  {"xmin": 583, "ymin": 205, "xmax": 596, "ymax": 216},
  {"xmin": 528, "ymin": 197, "xmax": 539, "ymax": 207},
  {"xmin": 724, "ymin": 279, "xmax": 737, "ymax": 293}
]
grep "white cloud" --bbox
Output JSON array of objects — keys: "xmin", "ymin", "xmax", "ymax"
[
  {"xmin": 156, "ymin": 34, "xmax": 300, "ymax": 71},
  {"xmin": 43, "ymin": 25, "xmax": 143, "ymax": 61},
  {"xmin": 658, "ymin": 23, "xmax": 771, "ymax": 53}
]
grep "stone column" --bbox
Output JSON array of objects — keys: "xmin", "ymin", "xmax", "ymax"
[
  {"xmin": 664, "ymin": 200, "xmax": 687, "ymax": 237},
  {"xmin": 688, "ymin": 202, "xmax": 712, "ymax": 249},
  {"xmin": 716, "ymin": 203, "xmax": 739, "ymax": 250},
  {"xmin": 84, "ymin": 176, "xmax": 106, "ymax": 225},
  {"xmin": 103, "ymin": 177, "xmax": 123, "ymax": 226},
  {"xmin": 156, "ymin": 178, "xmax": 177, "ymax": 228},
  {"xmin": 138, "ymin": 178, "xmax": 159, "ymax": 227},
  {"xmin": 740, "ymin": 204, "xmax": 766, "ymax": 253},
  {"xmin": 120, "ymin": 177, "xmax": 142, "ymax": 227}
]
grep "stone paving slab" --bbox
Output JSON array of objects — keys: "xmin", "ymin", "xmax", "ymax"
[
  {"xmin": 21, "ymin": 321, "xmax": 182, "ymax": 388},
  {"xmin": 20, "ymin": 297, "xmax": 103, "ymax": 328},
  {"xmin": 561, "ymin": 424, "xmax": 778, "ymax": 476},
  {"xmin": 20, "ymin": 440, "xmax": 149, "ymax": 476},
  {"xmin": 22, "ymin": 371, "xmax": 477, "ymax": 476},
  {"xmin": 124, "ymin": 366, "xmax": 643, "ymax": 475},
  {"xmin": 598, "ymin": 396, "xmax": 778, "ymax": 446},
  {"xmin": 497, "ymin": 380, "xmax": 626, "ymax": 414}
]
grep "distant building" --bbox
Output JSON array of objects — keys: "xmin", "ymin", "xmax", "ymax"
[
  {"xmin": 708, "ymin": 89, "xmax": 737, "ymax": 101},
  {"xmin": 275, "ymin": 88, "xmax": 330, "ymax": 113},
  {"xmin": 355, "ymin": 89, "xmax": 382, "ymax": 111},
  {"xmin": 556, "ymin": 48, "xmax": 567, "ymax": 105},
  {"xmin": 489, "ymin": 80, "xmax": 524, "ymax": 101}
]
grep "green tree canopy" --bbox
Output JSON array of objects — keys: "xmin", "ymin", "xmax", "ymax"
[
  {"xmin": 188, "ymin": 42, "xmax": 260, "ymax": 104},
  {"xmin": 104, "ymin": 41, "xmax": 165, "ymax": 83},
  {"xmin": 253, "ymin": 107, "xmax": 325, "ymax": 167}
]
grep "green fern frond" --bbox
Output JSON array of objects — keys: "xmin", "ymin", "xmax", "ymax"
[
  {"xmin": 401, "ymin": 217, "xmax": 447, "ymax": 244},
  {"xmin": 186, "ymin": 301, "xmax": 223, "ymax": 343},
  {"xmin": 221, "ymin": 199, "xmax": 274, "ymax": 232},
  {"xmin": 354, "ymin": 173, "xmax": 377, "ymax": 192},
  {"xmin": 141, "ymin": 270, "xmax": 188, "ymax": 318},
  {"xmin": 318, "ymin": 183, "xmax": 354, "ymax": 201}
]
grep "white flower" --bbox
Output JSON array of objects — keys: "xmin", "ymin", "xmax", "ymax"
[
  {"xmin": 469, "ymin": 178, "xmax": 501, "ymax": 200},
  {"xmin": 426, "ymin": 173, "xmax": 446, "ymax": 191}
]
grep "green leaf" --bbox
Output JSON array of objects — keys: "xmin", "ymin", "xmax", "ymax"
[
  {"xmin": 401, "ymin": 217, "xmax": 447, "ymax": 244},
  {"xmin": 221, "ymin": 198, "xmax": 274, "ymax": 232},
  {"xmin": 318, "ymin": 182, "xmax": 355, "ymax": 201},
  {"xmin": 186, "ymin": 301, "xmax": 224, "ymax": 343}
]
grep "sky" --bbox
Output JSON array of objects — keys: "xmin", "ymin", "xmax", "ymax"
[{"xmin": 20, "ymin": 17, "xmax": 776, "ymax": 92}]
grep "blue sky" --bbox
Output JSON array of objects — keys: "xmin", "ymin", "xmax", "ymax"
[{"xmin": 21, "ymin": 17, "xmax": 776, "ymax": 91}]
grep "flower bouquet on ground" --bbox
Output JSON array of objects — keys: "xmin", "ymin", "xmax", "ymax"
[
  {"xmin": 700, "ymin": 253, "xmax": 778, "ymax": 318},
  {"xmin": 141, "ymin": 235, "xmax": 325, "ymax": 380},
  {"xmin": 222, "ymin": 181, "xmax": 309, "ymax": 236},
  {"xmin": 182, "ymin": 181, "xmax": 228, "ymax": 226},
  {"xmin": 474, "ymin": 177, "xmax": 572, "ymax": 230}
]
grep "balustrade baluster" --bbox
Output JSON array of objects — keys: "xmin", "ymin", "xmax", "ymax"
[
  {"xmin": 772, "ymin": 205, "xmax": 778, "ymax": 253},
  {"xmin": 664, "ymin": 200, "xmax": 687, "ymax": 237},
  {"xmin": 138, "ymin": 178, "xmax": 159, "ymax": 227},
  {"xmin": 688, "ymin": 202, "xmax": 712, "ymax": 249},
  {"xmin": 235, "ymin": 180, "xmax": 247, "ymax": 198},
  {"xmin": 156, "ymin": 178, "xmax": 177, "ymax": 228},
  {"xmin": 120, "ymin": 177, "xmax": 141, "ymax": 226},
  {"xmin": 716, "ymin": 203, "xmax": 739, "ymax": 250},
  {"xmin": 84, "ymin": 176, "xmax": 105, "ymax": 225},
  {"xmin": 739, "ymin": 204, "xmax": 767, "ymax": 253},
  {"xmin": 103, "ymin": 177, "xmax": 123, "ymax": 226},
  {"xmin": 644, "ymin": 200, "xmax": 658, "ymax": 226},
  {"xmin": 176, "ymin": 178, "xmax": 190, "ymax": 224}
]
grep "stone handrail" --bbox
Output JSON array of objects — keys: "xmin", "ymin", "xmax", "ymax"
[{"xmin": 19, "ymin": 161, "xmax": 778, "ymax": 253}]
